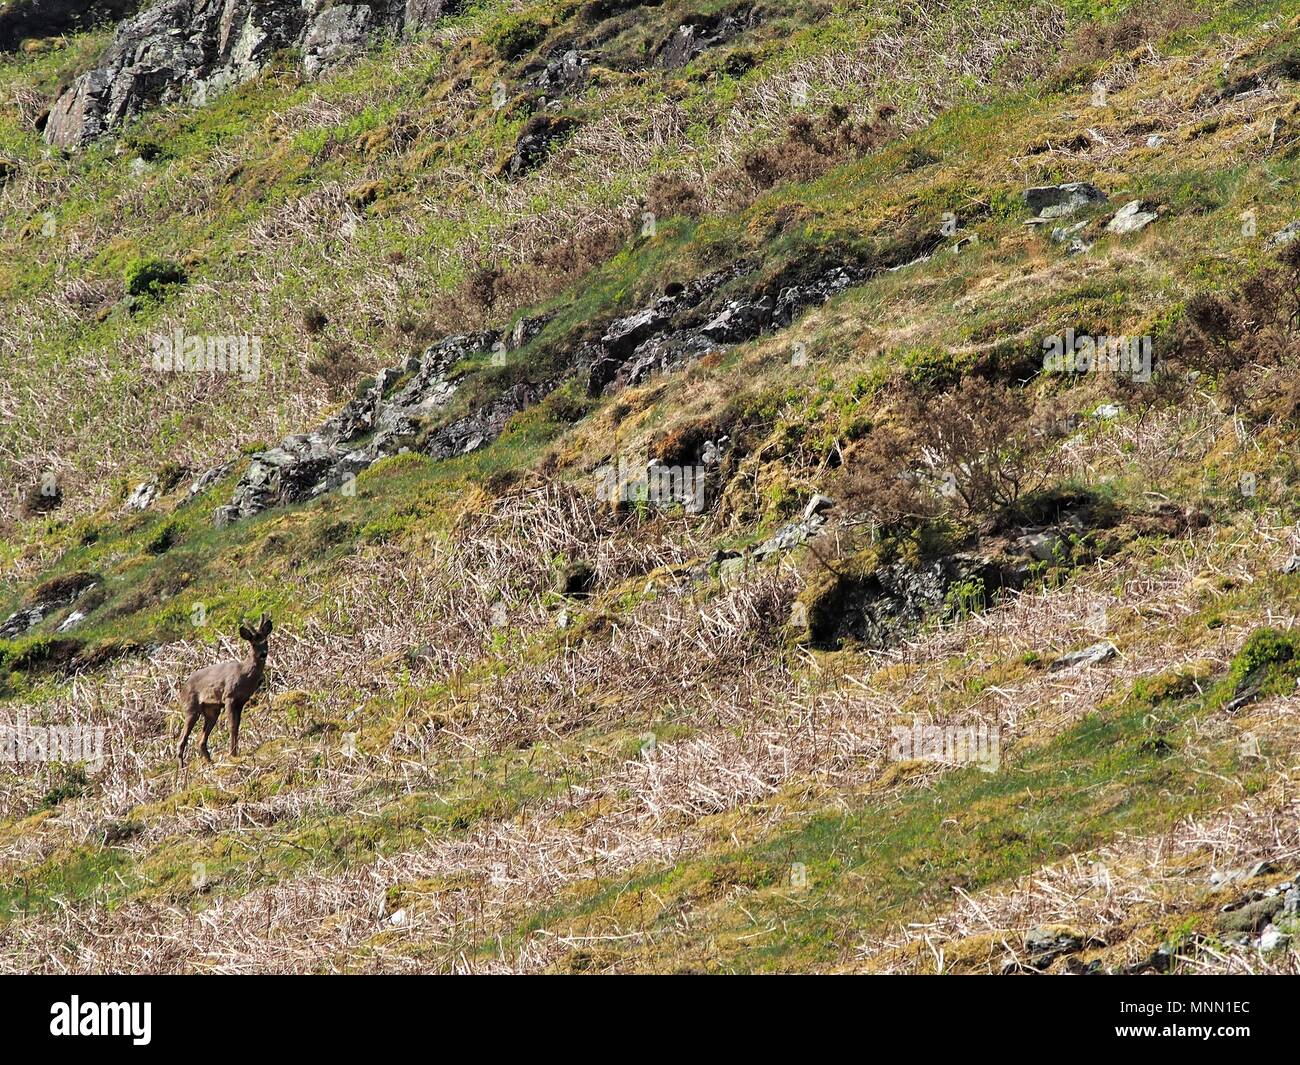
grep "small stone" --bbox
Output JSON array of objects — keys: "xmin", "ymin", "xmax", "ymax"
[
  {"xmin": 389, "ymin": 908, "xmax": 408, "ymax": 926},
  {"xmin": 124, "ymin": 480, "xmax": 158, "ymax": 511},
  {"xmin": 1105, "ymin": 200, "xmax": 1159, "ymax": 235},
  {"xmin": 1256, "ymin": 924, "xmax": 1290, "ymax": 952},
  {"xmin": 1050, "ymin": 221, "xmax": 1088, "ymax": 244},
  {"xmin": 1146, "ymin": 134, "xmax": 1165, "ymax": 148},
  {"xmin": 1049, "ymin": 641, "xmax": 1118, "ymax": 672},
  {"xmin": 56, "ymin": 610, "xmax": 87, "ymax": 633},
  {"xmin": 1024, "ymin": 926, "xmax": 1085, "ymax": 968},
  {"xmin": 1093, "ymin": 403, "xmax": 1122, "ymax": 419}
]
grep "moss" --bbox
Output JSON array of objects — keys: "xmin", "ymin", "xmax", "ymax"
[{"xmin": 483, "ymin": 8, "xmax": 553, "ymax": 60}]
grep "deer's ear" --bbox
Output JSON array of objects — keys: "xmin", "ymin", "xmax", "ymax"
[
  {"xmin": 238, "ymin": 623, "xmax": 254, "ymax": 642},
  {"xmin": 259, "ymin": 615, "xmax": 273, "ymax": 638}
]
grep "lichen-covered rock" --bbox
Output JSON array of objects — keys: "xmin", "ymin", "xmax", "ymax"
[{"xmin": 43, "ymin": 1, "xmax": 455, "ymax": 148}]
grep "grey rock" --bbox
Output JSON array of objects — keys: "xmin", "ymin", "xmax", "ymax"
[
  {"xmin": 1050, "ymin": 220, "xmax": 1088, "ymax": 244},
  {"xmin": 1013, "ymin": 531, "xmax": 1062, "ymax": 563},
  {"xmin": 1268, "ymin": 221, "xmax": 1300, "ymax": 248},
  {"xmin": 754, "ymin": 514, "xmax": 826, "ymax": 559},
  {"xmin": 56, "ymin": 610, "xmax": 89, "ymax": 633},
  {"xmin": 806, "ymin": 553, "xmax": 1013, "ymax": 651},
  {"xmin": 654, "ymin": 10, "xmax": 759, "ymax": 69},
  {"xmin": 1025, "ymin": 926, "xmax": 1085, "ymax": 969},
  {"xmin": 1146, "ymin": 134, "xmax": 1165, "ymax": 148},
  {"xmin": 1024, "ymin": 182, "xmax": 1107, "ymax": 220},
  {"xmin": 1256, "ymin": 924, "xmax": 1290, "ymax": 952},
  {"xmin": 124, "ymin": 480, "xmax": 159, "ymax": 511},
  {"xmin": 587, "ymin": 261, "xmax": 862, "ymax": 397},
  {"xmin": 700, "ymin": 297, "xmax": 776, "ymax": 343},
  {"xmin": 188, "ymin": 460, "xmax": 237, "ymax": 497},
  {"xmin": 0, "ymin": 606, "xmax": 45, "ymax": 640},
  {"xmin": 507, "ymin": 313, "xmax": 552, "ymax": 351},
  {"xmin": 1211, "ymin": 860, "xmax": 1279, "ymax": 889},
  {"xmin": 1049, "ymin": 641, "xmax": 1118, "ymax": 671},
  {"xmin": 501, "ymin": 115, "xmax": 577, "ymax": 180},
  {"xmin": 523, "ymin": 49, "xmax": 589, "ymax": 94},
  {"xmin": 1105, "ymin": 200, "xmax": 1159, "ymax": 235},
  {"xmin": 0, "ymin": 574, "xmax": 98, "ymax": 639}
]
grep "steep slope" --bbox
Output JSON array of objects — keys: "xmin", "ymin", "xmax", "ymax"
[{"xmin": 1, "ymin": 0, "xmax": 1299, "ymax": 973}]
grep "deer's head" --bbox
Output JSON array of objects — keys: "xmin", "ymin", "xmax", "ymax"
[{"xmin": 238, "ymin": 614, "xmax": 273, "ymax": 665}]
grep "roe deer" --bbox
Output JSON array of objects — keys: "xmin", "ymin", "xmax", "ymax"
[{"xmin": 177, "ymin": 615, "xmax": 272, "ymax": 765}]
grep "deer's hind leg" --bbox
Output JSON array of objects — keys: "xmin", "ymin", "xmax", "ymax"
[
  {"xmin": 199, "ymin": 706, "xmax": 219, "ymax": 763},
  {"xmin": 177, "ymin": 691, "xmax": 201, "ymax": 765}
]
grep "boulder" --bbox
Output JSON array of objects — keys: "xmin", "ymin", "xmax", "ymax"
[
  {"xmin": 1257, "ymin": 924, "xmax": 1291, "ymax": 953},
  {"xmin": 1024, "ymin": 182, "xmax": 1107, "ymax": 220},
  {"xmin": 1024, "ymin": 926, "xmax": 1086, "ymax": 969},
  {"xmin": 124, "ymin": 480, "xmax": 159, "ymax": 511},
  {"xmin": 524, "ymin": 49, "xmax": 589, "ymax": 94}
]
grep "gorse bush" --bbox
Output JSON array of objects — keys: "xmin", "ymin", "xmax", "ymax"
[{"xmin": 123, "ymin": 257, "xmax": 186, "ymax": 299}]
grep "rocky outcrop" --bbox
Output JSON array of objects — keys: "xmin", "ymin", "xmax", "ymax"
[
  {"xmin": 805, "ymin": 554, "xmax": 1020, "ymax": 651},
  {"xmin": 214, "ymin": 330, "xmax": 495, "ymax": 526},
  {"xmin": 43, "ymin": 1, "xmax": 455, "ymax": 148},
  {"xmin": 500, "ymin": 114, "xmax": 578, "ymax": 179},
  {"xmin": 213, "ymin": 254, "xmax": 872, "ymax": 526},
  {"xmin": 1105, "ymin": 199, "xmax": 1159, "ymax": 235},
  {"xmin": 585, "ymin": 260, "xmax": 864, "ymax": 397},
  {"xmin": 522, "ymin": 49, "xmax": 589, "ymax": 95},
  {"xmin": 0, "ymin": 572, "xmax": 99, "ymax": 639},
  {"xmin": 653, "ymin": 8, "xmax": 759, "ymax": 69},
  {"xmin": 1023, "ymin": 182, "xmax": 1107, "ymax": 224}
]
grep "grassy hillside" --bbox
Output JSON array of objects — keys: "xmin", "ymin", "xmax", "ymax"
[{"xmin": 1, "ymin": 0, "xmax": 1300, "ymax": 972}]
